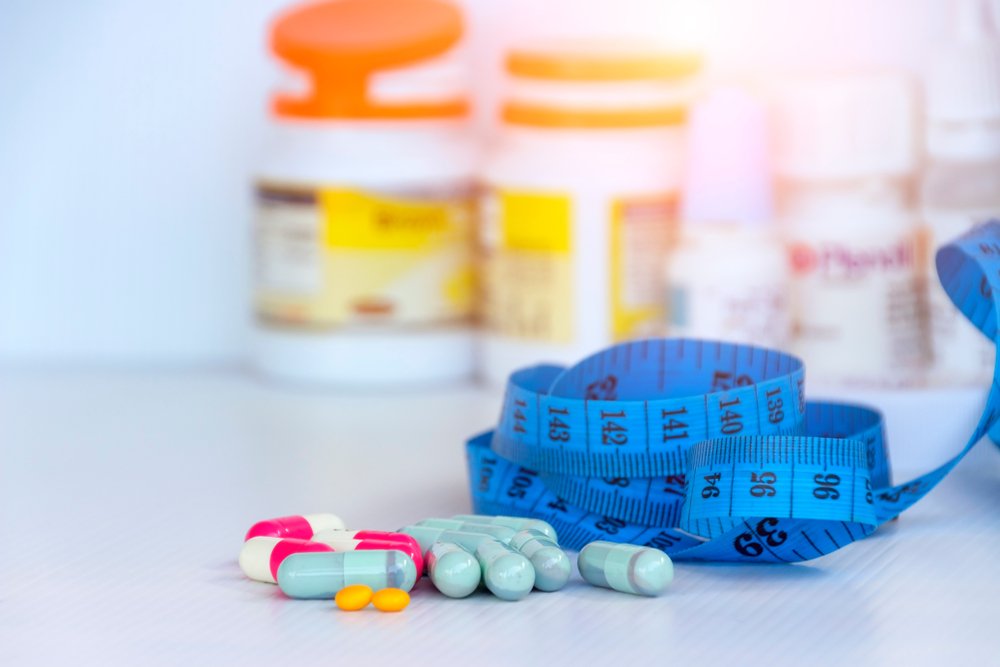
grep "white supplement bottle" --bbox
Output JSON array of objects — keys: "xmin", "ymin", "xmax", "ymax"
[
  {"xmin": 252, "ymin": 0, "xmax": 477, "ymax": 386},
  {"xmin": 666, "ymin": 87, "xmax": 790, "ymax": 348},
  {"xmin": 479, "ymin": 44, "xmax": 700, "ymax": 386},
  {"xmin": 775, "ymin": 73, "xmax": 929, "ymax": 388},
  {"xmin": 922, "ymin": 0, "xmax": 1000, "ymax": 386}
]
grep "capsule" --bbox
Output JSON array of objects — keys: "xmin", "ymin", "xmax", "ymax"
[
  {"xmin": 244, "ymin": 513, "xmax": 345, "ymax": 541},
  {"xmin": 426, "ymin": 542, "xmax": 481, "ymax": 599},
  {"xmin": 312, "ymin": 530, "xmax": 424, "ymax": 574},
  {"xmin": 510, "ymin": 529, "xmax": 571, "ymax": 592},
  {"xmin": 399, "ymin": 525, "xmax": 499, "ymax": 555},
  {"xmin": 452, "ymin": 515, "xmax": 559, "ymax": 542},
  {"xmin": 577, "ymin": 541, "xmax": 673, "ymax": 597},
  {"xmin": 239, "ymin": 536, "xmax": 334, "ymax": 583},
  {"xmin": 475, "ymin": 539, "xmax": 534, "ymax": 601},
  {"xmin": 400, "ymin": 526, "xmax": 522, "ymax": 598},
  {"xmin": 415, "ymin": 518, "xmax": 515, "ymax": 543},
  {"xmin": 277, "ymin": 550, "xmax": 418, "ymax": 599}
]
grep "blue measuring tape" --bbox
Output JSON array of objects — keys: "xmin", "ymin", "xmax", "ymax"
[{"xmin": 466, "ymin": 220, "xmax": 1000, "ymax": 562}]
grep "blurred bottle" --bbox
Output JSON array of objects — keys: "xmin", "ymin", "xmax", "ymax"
[
  {"xmin": 666, "ymin": 87, "xmax": 789, "ymax": 348},
  {"xmin": 922, "ymin": 0, "xmax": 1000, "ymax": 386},
  {"xmin": 252, "ymin": 0, "xmax": 477, "ymax": 387},
  {"xmin": 775, "ymin": 73, "xmax": 929, "ymax": 388},
  {"xmin": 479, "ymin": 43, "xmax": 700, "ymax": 386}
]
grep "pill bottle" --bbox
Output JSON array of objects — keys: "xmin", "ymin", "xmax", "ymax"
[
  {"xmin": 666, "ymin": 87, "xmax": 790, "ymax": 348},
  {"xmin": 774, "ymin": 73, "xmax": 929, "ymax": 388},
  {"xmin": 479, "ymin": 43, "xmax": 700, "ymax": 386},
  {"xmin": 252, "ymin": 0, "xmax": 477, "ymax": 386},
  {"xmin": 921, "ymin": 0, "xmax": 1000, "ymax": 386}
]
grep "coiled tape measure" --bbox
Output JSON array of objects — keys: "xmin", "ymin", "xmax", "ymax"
[{"xmin": 465, "ymin": 221, "xmax": 1000, "ymax": 562}]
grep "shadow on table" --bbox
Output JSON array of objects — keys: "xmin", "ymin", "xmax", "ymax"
[{"xmin": 680, "ymin": 560, "xmax": 830, "ymax": 581}]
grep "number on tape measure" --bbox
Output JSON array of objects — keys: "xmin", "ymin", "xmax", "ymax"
[
  {"xmin": 548, "ymin": 405, "xmax": 571, "ymax": 443},
  {"xmin": 701, "ymin": 473, "xmax": 721, "ymax": 499},
  {"xmin": 600, "ymin": 410, "xmax": 628, "ymax": 445},
  {"xmin": 662, "ymin": 406, "xmax": 689, "ymax": 442},
  {"xmin": 812, "ymin": 474, "xmax": 840, "ymax": 500},
  {"xmin": 506, "ymin": 468, "xmax": 537, "ymax": 499}
]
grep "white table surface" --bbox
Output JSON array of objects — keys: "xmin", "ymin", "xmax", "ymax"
[{"xmin": 1, "ymin": 370, "xmax": 998, "ymax": 666}]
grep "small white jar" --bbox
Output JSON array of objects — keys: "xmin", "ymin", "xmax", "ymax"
[
  {"xmin": 252, "ymin": 0, "xmax": 477, "ymax": 387},
  {"xmin": 666, "ymin": 87, "xmax": 790, "ymax": 349},
  {"xmin": 774, "ymin": 73, "xmax": 929, "ymax": 388},
  {"xmin": 479, "ymin": 44, "xmax": 700, "ymax": 386}
]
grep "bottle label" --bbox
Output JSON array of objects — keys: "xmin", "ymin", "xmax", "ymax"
[
  {"xmin": 254, "ymin": 183, "xmax": 474, "ymax": 329},
  {"xmin": 788, "ymin": 229, "xmax": 929, "ymax": 386},
  {"xmin": 481, "ymin": 190, "xmax": 573, "ymax": 342},
  {"xmin": 669, "ymin": 282, "xmax": 790, "ymax": 348},
  {"xmin": 610, "ymin": 196, "xmax": 675, "ymax": 340}
]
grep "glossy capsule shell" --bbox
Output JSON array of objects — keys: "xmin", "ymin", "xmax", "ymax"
[
  {"xmin": 312, "ymin": 530, "xmax": 424, "ymax": 574},
  {"xmin": 452, "ymin": 515, "xmax": 559, "ymax": 542},
  {"xmin": 510, "ymin": 529, "xmax": 571, "ymax": 592},
  {"xmin": 475, "ymin": 539, "xmax": 535, "ymax": 601},
  {"xmin": 578, "ymin": 541, "xmax": 673, "ymax": 597},
  {"xmin": 335, "ymin": 584, "xmax": 373, "ymax": 611},
  {"xmin": 415, "ymin": 519, "xmax": 515, "ymax": 543},
  {"xmin": 244, "ymin": 513, "xmax": 345, "ymax": 541},
  {"xmin": 372, "ymin": 588, "xmax": 410, "ymax": 612},
  {"xmin": 239, "ymin": 536, "xmax": 333, "ymax": 583},
  {"xmin": 399, "ymin": 525, "xmax": 504, "ymax": 555},
  {"xmin": 426, "ymin": 542, "xmax": 481, "ymax": 598},
  {"xmin": 277, "ymin": 550, "xmax": 418, "ymax": 599}
]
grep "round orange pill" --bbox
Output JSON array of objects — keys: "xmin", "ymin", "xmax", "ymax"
[
  {"xmin": 334, "ymin": 584, "xmax": 374, "ymax": 611},
  {"xmin": 371, "ymin": 587, "xmax": 410, "ymax": 612}
]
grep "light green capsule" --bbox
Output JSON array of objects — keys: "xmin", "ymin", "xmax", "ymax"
[
  {"xmin": 276, "ymin": 550, "xmax": 417, "ymax": 599},
  {"xmin": 415, "ymin": 518, "xmax": 515, "ymax": 543},
  {"xmin": 399, "ymin": 525, "xmax": 500, "ymax": 555},
  {"xmin": 510, "ymin": 529, "xmax": 571, "ymax": 592},
  {"xmin": 426, "ymin": 541, "xmax": 481, "ymax": 599},
  {"xmin": 475, "ymin": 539, "xmax": 534, "ymax": 601},
  {"xmin": 577, "ymin": 541, "xmax": 673, "ymax": 597},
  {"xmin": 452, "ymin": 514, "xmax": 559, "ymax": 542}
]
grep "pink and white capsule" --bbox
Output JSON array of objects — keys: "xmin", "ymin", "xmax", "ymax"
[
  {"xmin": 244, "ymin": 513, "xmax": 345, "ymax": 542},
  {"xmin": 239, "ymin": 536, "xmax": 333, "ymax": 583},
  {"xmin": 312, "ymin": 530, "xmax": 425, "ymax": 574}
]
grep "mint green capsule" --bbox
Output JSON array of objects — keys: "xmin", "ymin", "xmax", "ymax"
[
  {"xmin": 415, "ymin": 518, "xmax": 515, "ymax": 542},
  {"xmin": 452, "ymin": 514, "xmax": 558, "ymax": 542},
  {"xmin": 510, "ymin": 529, "xmax": 571, "ymax": 592},
  {"xmin": 426, "ymin": 542, "xmax": 481, "ymax": 599},
  {"xmin": 577, "ymin": 541, "xmax": 673, "ymax": 597},
  {"xmin": 276, "ymin": 550, "xmax": 417, "ymax": 599},
  {"xmin": 399, "ymin": 525, "xmax": 501, "ymax": 554},
  {"xmin": 475, "ymin": 539, "xmax": 534, "ymax": 601}
]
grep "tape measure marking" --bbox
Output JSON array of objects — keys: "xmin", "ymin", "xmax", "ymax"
[
  {"xmin": 493, "ymin": 341, "xmax": 805, "ymax": 479},
  {"xmin": 467, "ymin": 221, "xmax": 1000, "ymax": 562}
]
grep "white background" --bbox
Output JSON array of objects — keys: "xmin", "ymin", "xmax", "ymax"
[{"xmin": 0, "ymin": 0, "xmax": 960, "ymax": 365}]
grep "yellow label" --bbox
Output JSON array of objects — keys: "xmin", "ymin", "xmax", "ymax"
[
  {"xmin": 610, "ymin": 195, "xmax": 675, "ymax": 340},
  {"xmin": 322, "ymin": 190, "xmax": 454, "ymax": 250},
  {"xmin": 500, "ymin": 193, "xmax": 571, "ymax": 252},
  {"xmin": 482, "ymin": 190, "xmax": 573, "ymax": 342},
  {"xmin": 255, "ymin": 184, "xmax": 473, "ymax": 329}
]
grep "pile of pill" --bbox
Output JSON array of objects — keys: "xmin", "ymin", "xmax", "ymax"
[{"xmin": 239, "ymin": 512, "xmax": 674, "ymax": 610}]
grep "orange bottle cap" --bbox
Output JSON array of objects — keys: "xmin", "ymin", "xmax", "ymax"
[
  {"xmin": 502, "ymin": 43, "xmax": 700, "ymax": 129},
  {"xmin": 507, "ymin": 44, "xmax": 701, "ymax": 82},
  {"xmin": 270, "ymin": 0, "xmax": 468, "ymax": 120}
]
